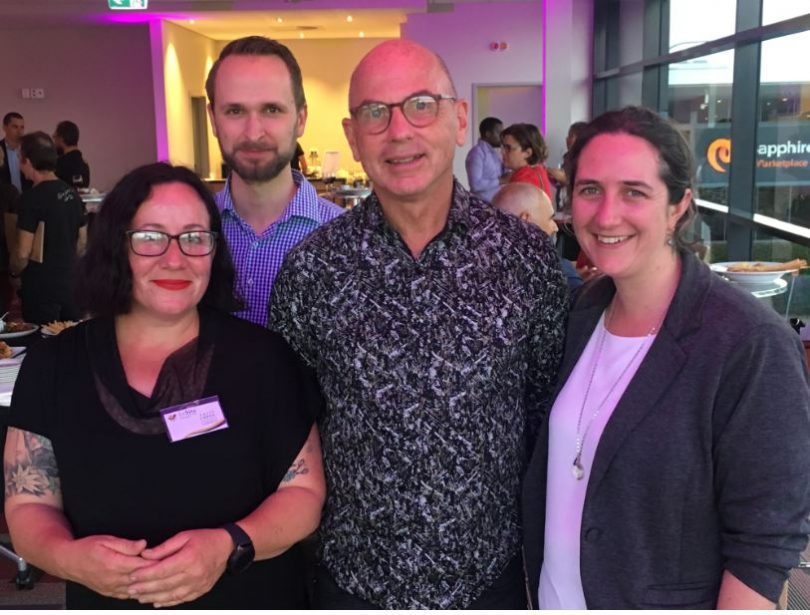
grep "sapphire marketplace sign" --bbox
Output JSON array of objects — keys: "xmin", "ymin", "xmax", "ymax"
[
  {"xmin": 696, "ymin": 122, "xmax": 810, "ymax": 187},
  {"xmin": 108, "ymin": 0, "xmax": 148, "ymax": 9}
]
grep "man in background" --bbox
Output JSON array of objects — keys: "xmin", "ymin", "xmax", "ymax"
[
  {"xmin": 11, "ymin": 132, "xmax": 86, "ymax": 324},
  {"xmin": 53, "ymin": 120, "xmax": 90, "ymax": 189},
  {"xmin": 493, "ymin": 182, "xmax": 582, "ymax": 292},
  {"xmin": 1, "ymin": 113, "xmax": 31, "ymax": 193},
  {"xmin": 270, "ymin": 39, "xmax": 566, "ymax": 610},
  {"xmin": 206, "ymin": 36, "xmax": 342, "ymax": 326},
  {"xmin": 465, "ymin": 116, "xmax": 506, "ymax": 202}
]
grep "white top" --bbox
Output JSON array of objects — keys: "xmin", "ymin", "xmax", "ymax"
[{"xmin": 538, "ymin": 312, "xmax": 657, "ymax": 609}]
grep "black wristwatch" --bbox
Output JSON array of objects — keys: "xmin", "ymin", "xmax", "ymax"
[{"xmin": 221, "ymin": 522, "xmax": 255, "ymax": 574}]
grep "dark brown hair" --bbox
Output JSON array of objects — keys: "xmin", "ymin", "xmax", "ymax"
[
  {"xmin": 563, "ymin": 106, "xmax": 697, "ymax": 251},
  {"xmin": 205, "ymin": 36, "xmax": 306, "ymax": 110},
  {"xmin": 501, "ymin": 123, "xmax": 549, "ymax": 164}
]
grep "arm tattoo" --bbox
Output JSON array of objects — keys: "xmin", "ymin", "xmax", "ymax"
[
  {"xmin": 282, "ymin": 459, "xmax": 309, "ymax": 483},
  {"xmin": 4, "ymin": 429, "xmax": 61, "ymax": 498}
]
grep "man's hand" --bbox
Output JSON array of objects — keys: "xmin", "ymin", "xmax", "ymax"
[
  {"xmin": 128, "ymin": 529, "xmax": 232, "ymax": 608},
  {"xmin": 59, "ymin": 535, "xmax": 149, "ymax": 600}
]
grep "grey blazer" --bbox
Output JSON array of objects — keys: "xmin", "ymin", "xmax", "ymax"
[{"xmin": 522, "ymin": 251, "xmax": 810, "ymax": 608}]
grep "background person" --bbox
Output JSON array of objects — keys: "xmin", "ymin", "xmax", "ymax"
[
  {"xmin": 502, "ymin": 122, "xmax": 553, "ymax": 199},
  {"xmin": 53, "ymin": 120, "xmax": 90, "ymax": 189},
  {"xmin": 3, "ymin": 162, "xmax": 325, "ymax": 609},
  {"xmin": 10, "ymin": 132, "xmax": 86, "ymax": 324},
  {"xmin": 0, "ymin": 112, "xmax": 31, "ymax": 193},
  {"xmin": 465, "ymin": 116, "xmax": 507, "ymax": 202},
  {"xmin": 492, "ymin": 182, "xmax": 582, "ymax": 292},
  {"xmin": 522, "ymin": 106, "xmax": 810, "ymax": 609}
]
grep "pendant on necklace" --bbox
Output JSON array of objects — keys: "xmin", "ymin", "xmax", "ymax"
[{"xmin": 571, "ymin": 456, "xmax": 584, "ymax": 480}]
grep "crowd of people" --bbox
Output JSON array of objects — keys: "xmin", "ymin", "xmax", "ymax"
[{"xmin": 1, "ymin": 34, "xmax": 809, "ymax": 610}]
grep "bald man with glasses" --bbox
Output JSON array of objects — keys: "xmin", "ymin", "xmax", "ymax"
[{"xmin": 269, "ymin": 40, "xmax": 567, "ymax": 610}]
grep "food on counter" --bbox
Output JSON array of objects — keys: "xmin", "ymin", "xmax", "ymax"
[
  {"xmin": 0, "ymin": 341, "xmax": 12, "ymax": 359},
  {"xmin": 5, "ymin": 321, "xmax": 35, "ymax": 333},
  {"xmin": 43, "ymin": 320, "xmax": 78, "ymax": 335},
  {"xmin": 727, "ymin": 259, "xmax": 807, "ymax": 273}
]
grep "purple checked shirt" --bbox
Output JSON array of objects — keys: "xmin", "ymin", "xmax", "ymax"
[{"xmin": 215, "ymin": 169, "xmax": 343, "ymax": 326}]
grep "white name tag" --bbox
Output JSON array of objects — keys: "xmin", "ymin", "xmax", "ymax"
[{"xmin": 160, "ymin": 396, "xmax": 228, "ymax": 443}]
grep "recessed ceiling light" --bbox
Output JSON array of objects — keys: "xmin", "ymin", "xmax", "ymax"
[
  {"xmin": 299, "ymin": 32, "xmax": 304, "ymax": 39},
  {"xmin": 277, "ymin": 17, "xmax": 283, "ymax": 23},
  {"xmin": 188, "ymin": 19, "xmax": 195, "ymax": 23},
  {"xmin": 347, "ymin": 15, "xmax": 353, "ymax": 23},
  {"xmin": 359, "ymin": 31, "xmax": 365, "ymax": 38}
]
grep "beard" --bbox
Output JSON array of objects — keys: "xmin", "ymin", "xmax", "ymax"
[{"xmin": 221, "ymin": 136, "xmax": 297, "ymax": 184}]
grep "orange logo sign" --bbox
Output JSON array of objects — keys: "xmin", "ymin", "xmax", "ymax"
[{"xmin": 707, "ymin": 138, "xmax": 731, "ymax": 173}]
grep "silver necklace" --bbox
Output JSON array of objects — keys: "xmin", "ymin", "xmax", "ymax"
[{"xmin": 571, "ymin": 306, "xmax": 659, "ymax": 480}]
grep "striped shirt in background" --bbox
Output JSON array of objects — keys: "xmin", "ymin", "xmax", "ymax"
[{"xmin": 215, "ymin": 169, "xmax": 343, "ymax": 326}]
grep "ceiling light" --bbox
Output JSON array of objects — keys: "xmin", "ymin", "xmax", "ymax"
[
  {"xmin": 299, "ymin": 32, "xmax": 304, "ymax": 39},
  {"xmin": 347, "ymin": 15, "xmax": 353, "ymax": 22},
  {"xmin": 188, "ymin": 19, "xmax": 195, "ymax": 23},
  {"xmin": 359, "ymin": 31, "xmax": 365, "ymax": 38},
  {"xmin": 277, "ymin": 17, "xmax": 283, "ymax": 23}
]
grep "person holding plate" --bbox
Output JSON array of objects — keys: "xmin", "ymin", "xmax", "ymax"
[
  {"xmin": 522, "ymin": 106, "xmax": 810, "ymax": 609},
  {"xmin": 3, "ymin": 162, "xmax": 325, "ymax": 608}
]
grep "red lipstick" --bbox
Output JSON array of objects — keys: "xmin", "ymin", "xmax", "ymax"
[{"xmin": 153, "ymin": 280, "xmax": 192, "ymax": 290}]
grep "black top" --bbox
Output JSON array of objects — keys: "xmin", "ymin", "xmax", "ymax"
[
  {"xmin": 17, "ymin": 179, "xmax": 86, "ymax": 276},
  {"xmin": 8, "ymin": 307, "xmax": 319, "ymax": 609},
  {"xmin": 55, "ymin": 150, "xmax": 90, "ymax": 188}
]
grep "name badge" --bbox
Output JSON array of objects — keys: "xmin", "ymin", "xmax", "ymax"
[{"xmin": 160, "ymin": 396, "xmax": 228, "ymax": 443}]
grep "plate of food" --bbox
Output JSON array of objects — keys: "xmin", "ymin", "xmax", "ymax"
[
  {"xmin": 0, "ymin": 341, "xmax": 25, "ymax": 360},
  {"xmin": 710, "ymin": 259, "xmax": 807, "ymax": 285},
  {"xmin": 41, "ymin": 320, "xmax": 79, "ymax": 336},
  {"xmin": 0, "ymin": 321, "xmax": 39, "ymax": 339}
]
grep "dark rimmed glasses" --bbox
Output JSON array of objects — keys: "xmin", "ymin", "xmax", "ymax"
[
  {"xmin": 127, "ymin": 230, "xmax": 218, "ymax": 257},
  {"xmin": 350, "ymin": 93, "xmax": 457, "ymax": 135}
]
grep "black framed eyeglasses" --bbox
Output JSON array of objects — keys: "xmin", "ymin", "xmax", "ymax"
[
  {"xmin": 350, "ymin": 93, "xmax": 457, "ymax": 135},
  {"xmin": 127, "ymin": 230, "xmax": 218, "ymax": 257}
]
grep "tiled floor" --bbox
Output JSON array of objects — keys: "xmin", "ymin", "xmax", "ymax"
[{"xmin": 0, "ymin": 537, "xmax": 64, "ymax": 609}]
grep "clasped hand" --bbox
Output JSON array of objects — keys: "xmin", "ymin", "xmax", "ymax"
[{"xmin": 70, "ymin": 529, "xmax": 231, "ymax": 608}]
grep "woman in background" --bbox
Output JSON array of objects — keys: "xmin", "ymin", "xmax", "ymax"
[{"xmin": 502, "ymin": 122, "xmax": 553, "ymax": 199}]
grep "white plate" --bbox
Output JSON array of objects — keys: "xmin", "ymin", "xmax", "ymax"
[
  {"xmin": 0, "ymin": 325, "xmax": 39, "ymax": 339},
  {"xmin": 710, "ymin": 261, "xmax": 798, "ymax": 285}
]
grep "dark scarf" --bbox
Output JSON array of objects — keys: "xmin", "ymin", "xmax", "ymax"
[{"xmin": 85, "ymin": 309, "xmax": 216, "ymax": 436}]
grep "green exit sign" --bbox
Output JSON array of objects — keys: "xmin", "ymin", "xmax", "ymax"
[{"xmin": 108, "ymin": 0, "xmax": 148, "ymax": 9}]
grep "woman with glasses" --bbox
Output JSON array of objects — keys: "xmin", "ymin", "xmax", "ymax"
[
  {"xmin": 3, "ymin": 162, "xmax": 325, "ymax": 609},
  {"xmin": 501, "ymin": 123, "xmax": 553, "ymax": 199}
]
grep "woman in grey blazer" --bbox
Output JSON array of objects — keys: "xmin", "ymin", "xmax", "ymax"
[{"xmin": 522, "ymin": 107, "xmax": 810, "ymax": 609}]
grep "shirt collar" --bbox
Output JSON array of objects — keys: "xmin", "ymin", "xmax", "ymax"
[
  {"xmin": 218, "ymin": 169, "xmax": 325, "ymax": 225},
  {"xmin": 363, "ymin": 178, "xmax": 473, "ymax": 237}
]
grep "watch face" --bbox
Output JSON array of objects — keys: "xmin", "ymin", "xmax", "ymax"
[{"xmin": 228, "ymin": 543, "xmax": 255, "ymax": 574}]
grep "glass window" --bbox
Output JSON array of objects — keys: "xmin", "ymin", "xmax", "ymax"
[
  {"xmin": 754, "ymin": 31, "xmax": 810, "ymax": 228},
  {"xmin": 617, "ymin": 0, "xmax": 645, "ymax": 65},
  {"xmin": 748, "ymin": 228, "xmax": 810, "ymax": 324},
  {"xmin": 669, "ymin": 0, "xmax": 736, "ymax": 53},
  {"xmin": 667, "ymin": 50, "xmax": 735, "ymax": 206},
  {"xmin": 762, "ymin": 1, "xmax": 810, "ymax": 26}
]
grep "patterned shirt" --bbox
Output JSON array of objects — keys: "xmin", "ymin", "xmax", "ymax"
[
  {"xmin": 215, "ymin": 170, "xmax": 343, "ymax": 326},
  {"xmin": 269, "ymin": 181, "xmax": 567, "ymax": 609}
]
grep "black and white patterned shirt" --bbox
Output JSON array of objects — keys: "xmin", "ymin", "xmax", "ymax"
[{"xmin": 268, "ymin": 181, "xmax": 567, "ymax": 609}]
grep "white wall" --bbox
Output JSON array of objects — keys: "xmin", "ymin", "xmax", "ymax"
[
  {"xmin": 0, "ymin": 25, "xmax": 158, "ymax": 192},
  {"xmin": 544, "ymin": 0, "xmax": 593, "ymax": 168},
  {"xmin": 402, "ymin": 1, "xmax": 545, "ymax": 184}
]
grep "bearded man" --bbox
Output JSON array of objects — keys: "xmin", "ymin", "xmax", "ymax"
[{"xmin": 206, "ymin": 36, "xmax": 342, "ymax": 326}]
